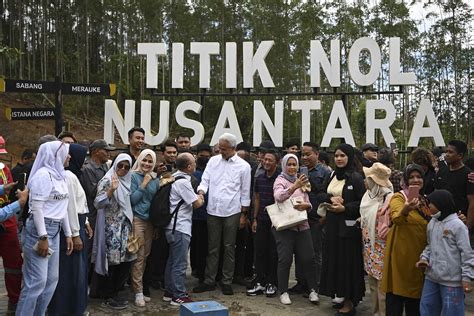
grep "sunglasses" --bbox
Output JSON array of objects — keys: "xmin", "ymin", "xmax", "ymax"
[{"xmin": 117, "ymin": 163, "xmax": 130, "ymax": 171}]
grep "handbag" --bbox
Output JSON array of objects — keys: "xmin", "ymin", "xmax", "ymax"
[
  {"xmin": 376, "ymin": 192, "xmax": 393, "ymax": 240},
  {"xmin": 266, "ymin": 197, "xmax": 308, "ymax": 231},
  {"xmin": 127, "ymin": 229, "xmax": 143, "ymax": 254}
]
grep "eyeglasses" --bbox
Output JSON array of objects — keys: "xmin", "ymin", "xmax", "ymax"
[{"xmin": 117, "ymin": 163, "xmax": 130, "ymax": 170}]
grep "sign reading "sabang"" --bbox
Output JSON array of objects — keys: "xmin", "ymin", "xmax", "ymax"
[{"xmin": 104, "ymin": 37, "xmax": 445, "ymax": 147}]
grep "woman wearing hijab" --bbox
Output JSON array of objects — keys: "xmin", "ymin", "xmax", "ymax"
[
  {"xmin": 130, "ymin": 149, "xmax": 159, "ymax": 307},
  {"xmin": 49, "ymin": 143, "xmax": 90, "ymax": 316},
  {"xmin": 92, "ymin": 153, "xmax": 134, "ymax": 310},
  {"xmin": 318, "ymin": 143, "xmax": 366, "ymax": 316},
  {"xmin": 360, "ymin": 162, "xmax": 394, "ymax": 316},
  {"xmin": 382, "ymin": 164, "xmax": 430, "ymax": 316},
  {"xmin": 16, "ymin": 141, "xmax": 74, "ymax": 315},
  {"xmin": 272, "ymin": 153, "xmax": 318, "ymax": 305},
  {"xmin": 418, "ymin": 190, "xmax": 474, "ymax": 315}
]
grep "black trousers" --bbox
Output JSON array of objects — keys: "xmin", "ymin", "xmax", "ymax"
[
  {"xmin": 144, "ymin": 230, "xmax": 169, "ymax": 288},
  {"xmin": 386, "ymin": 292, "xmax": 420, "ymax": 316},
  {"xmin": 254, "ymin": 220, "xmax": 277, "ymax": 285},
  {"xmin": 190, "ymin": 220, "xmax": 208, "ymax": 281},
  {"xmin": 101, "ymin": 262, "xmax": 131, "ymax": 299},
  {"xmin": 234, "ymin": 224, "xmax": 254, "ymax": 279}
]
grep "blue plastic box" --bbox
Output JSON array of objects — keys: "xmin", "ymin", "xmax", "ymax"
[{"xmin": 180, "ymin": 300, "xmax": 228, "ymax": 316}]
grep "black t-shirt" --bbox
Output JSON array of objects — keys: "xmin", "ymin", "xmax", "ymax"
[{"xmin": 434, "ymin": 165, "xmax": 474, "ymax": 215}]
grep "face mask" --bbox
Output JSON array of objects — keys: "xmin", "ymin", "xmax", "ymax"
[{"xmin": 431, "ymin": 211, "xmax": 441, "ymax": 219}]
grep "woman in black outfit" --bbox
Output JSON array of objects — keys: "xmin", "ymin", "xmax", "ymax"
[{"xmin": 318, "ymin": 144, "xmax": 366, "ymax": 316}]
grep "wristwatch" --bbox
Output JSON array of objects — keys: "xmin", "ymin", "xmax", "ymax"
[{"xmin": 38, "ymin": 235, "xmax": 48, "ymax": 241}]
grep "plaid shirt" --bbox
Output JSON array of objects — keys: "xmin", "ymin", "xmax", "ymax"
[{"xmin": 390, "ymin": 167, "xmax": 403, "ymax": 193}]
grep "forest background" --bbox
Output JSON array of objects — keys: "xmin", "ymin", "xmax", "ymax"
[{"xmin": 0, "ymin": 0, "xmax": 472, "ymax": 152}]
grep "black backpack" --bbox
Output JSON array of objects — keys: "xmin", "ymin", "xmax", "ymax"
[{"xmin": 149, "ymin": 176, "xmax": 185, "ymax": 232}]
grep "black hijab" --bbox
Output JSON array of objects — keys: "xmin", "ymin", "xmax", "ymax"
[
  {"xmin": 67, "ymin": 143, "xmax": 87, "ymax": 178},
  {"xmin": 427, "ymin": 189, "xmax": 457, "ymax": 221},
  {"xmin": 334, "ymin": 143, "xmax": 355, "ymax": 180}
]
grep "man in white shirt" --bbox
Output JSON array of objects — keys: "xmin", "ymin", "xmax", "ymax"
[{"xmin": 193, "ymin": 133, "xmax": 251, "ymax": 295}]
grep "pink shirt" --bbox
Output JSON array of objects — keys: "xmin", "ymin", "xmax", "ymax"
[{"xmin": 273, "ymin": 176, "xmax": 311, "ymax": 231}]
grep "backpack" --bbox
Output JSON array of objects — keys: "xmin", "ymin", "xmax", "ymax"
[
  {"xmin": 149, "ymin": 176, "xmax": 185, "ymax": 233},
  {"xmin": 376, "ymin": 192, "xmax": 393, "ymax": 240}
]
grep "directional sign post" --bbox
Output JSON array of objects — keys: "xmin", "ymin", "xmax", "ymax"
[
  {"xmin": 5, "ymin": 107, "xmax": 55, "ymax": 121},
  {"xmin": 0, "ymin": 78, "xmax": 116, "ymax": 135}
]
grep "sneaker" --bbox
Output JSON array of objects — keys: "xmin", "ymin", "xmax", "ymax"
[
  {"xmin": 193, "ymin": 283, "xmax": 216, "ymax": 293},
  {"xmin": 309, "ymin": 289, "xmax": 320, "ymax": 305},
  {"xmin": 246, "ymin": 283, "xmax": 265, "ymax": 296},
  {"xmin": 135, "ymin": 293, "xmax": 145, "ymax": 305},
  {"xmin": 221, "ymin": 284, "xmax": 234, "ymax": 295},
  {"xmin": 134, "ymin": 297, "xmax": 145, "ymax": 307},
  {"xmin": 144, "ymin": 296, "xmax": 151, "ymax": 302},
  {"xmin": 265, "ymin": 284, "xmax": 277, "ymax": 297},
  {"xmin": 102, "ymin": 298, "xmax": 127, "ymax": 310},
  {"xmin": 332, "ymin": 296, "xmax": 344, "ymax": 304},
  {"xmin": 162, "ymin": 291, "xmax": 173, "ymax": 302},
  {"xmin": 332, "ymin": 296, "xmax": 344, "ymax": 309},
  {"xmin": 170, "ymin": 296, "xmax": 194, "ymax": 306},
  {"xmin": 279, "ymin": 292, "xmax": 292, "ymax": 305},
  {"xmin": 288, "ymin": 282, "xmax": 306, "ymax": 294}
]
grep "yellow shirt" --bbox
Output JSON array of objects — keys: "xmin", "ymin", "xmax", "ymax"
[{"xmin": 381, "ymin": 192, "xmax": 428, "ymax": 299}]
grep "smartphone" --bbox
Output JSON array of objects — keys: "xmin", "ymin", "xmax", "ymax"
[
  {"xmin": 17, "ymin": 173, "xmax": 27, "ymax": 191},
  {"xmin": 390, "ymin": 142, "xmax": 397, "ymax": 151},
  {"xmin": 33, "ymin": 241, "xmax": 54, "ymax": 258},
  {"xmin": 407, "ymin": 185, "xmax": 420, "ymax": 201},
  {"xmin": 300, "ymin": 166, "xmax": 309, "ymax": 177}
]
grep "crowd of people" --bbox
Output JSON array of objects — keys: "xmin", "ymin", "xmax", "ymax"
[{"xmin": 0, "ymin": 129, "xmax": 473, "ymax": 315}]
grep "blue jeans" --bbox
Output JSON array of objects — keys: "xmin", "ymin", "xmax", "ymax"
[
  {"xmin": 420, "ymin": 278, "xmax": 465, "ymax": 316},
  {"xmin": 16, "ymin": 217, "xmax": 61, "ymax": 316},
  {"xmin": 164, "ymin": 230, "xmax": 191, "ymax": 298}
]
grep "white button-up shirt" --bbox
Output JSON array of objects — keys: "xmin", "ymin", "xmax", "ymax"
[{"xmin": 197, "ymin": 154, "xmax": 251, "ymax": 217}]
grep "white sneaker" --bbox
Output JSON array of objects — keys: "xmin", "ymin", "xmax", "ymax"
[
  {"xmin": 332, "ymin": 296, "xmax": 344, "ymax": 304},
  {"xmin": 309, "ymin": 290, "xmax": 319, "ymax": 305},
  {"xmin": 280, "ymin": 292, "xmax": 292, "ymax": 305},
  {"xmin": 144, "ymin": 296, "xmax": 151, "ymax": 302},
  {"xmin": 135, "ymin": 293, "xmax": 146, "ymax": 307}
]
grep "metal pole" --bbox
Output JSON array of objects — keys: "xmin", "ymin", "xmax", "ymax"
[{"xmin": 54, "ymin": 76, "xmax": 63, "ymax": 136}]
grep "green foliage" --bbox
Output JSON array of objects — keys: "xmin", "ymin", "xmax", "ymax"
[{"xmin": 0, "ymin": 0, "xmax": 472, "ymax": 148}]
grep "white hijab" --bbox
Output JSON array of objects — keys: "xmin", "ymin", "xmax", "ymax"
[
  {"xmin": 102, "ymin": 153, "xmax": 133, "ymax": 223},
  {"xmin": 131, "ymin": 149, "xmax": 157, "ymax": 178},
  {"xmin": 360, "ymin": 177, "xmax": 393, "ymax": 247},
  {"xmin": 29, "ymin": 140, "xmax": 69, "ymax": 183}
]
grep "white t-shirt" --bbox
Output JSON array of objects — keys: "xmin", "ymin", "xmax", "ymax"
[
  {"xmin": 167, "ymin": 171, "xmax": 198, "ymax": 236},
  {"xmin": 29, "ymin": 169, "xmax": 69, "ymax": 220}
]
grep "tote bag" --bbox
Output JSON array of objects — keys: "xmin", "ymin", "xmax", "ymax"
[{"xmin": 266, "ymin": 197, "xmax": 308, "ymax": 231}]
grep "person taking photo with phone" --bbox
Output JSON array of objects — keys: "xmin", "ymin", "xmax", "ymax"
[{"xmin": 382, "ymin": 164, "xmax": 431, "ymax": 316}]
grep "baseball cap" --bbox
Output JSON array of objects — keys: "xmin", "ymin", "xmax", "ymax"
[
  {"xmin": 0, "ymin": 136, "xmax": 7, "ymax": 154},
  {"xmin": 89, "ymin": 139, "xmax": 116, "ymax": 152},
  {"xmin": 361, "ymin": 143, "xmax": 379, "ymax": 152}
]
